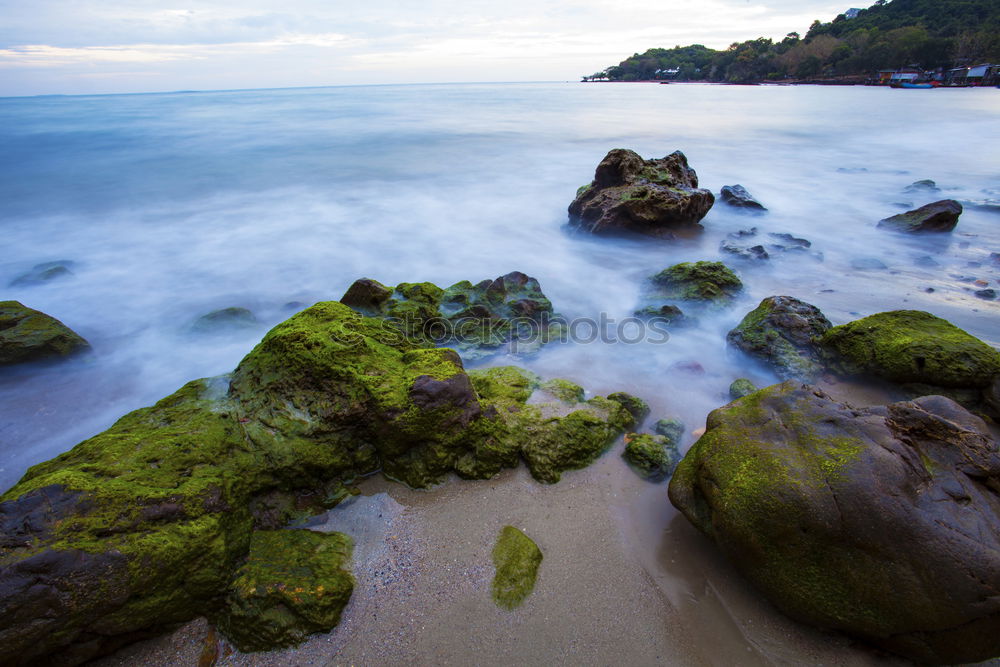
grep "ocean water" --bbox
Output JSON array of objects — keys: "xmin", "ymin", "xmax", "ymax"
[
  {"xmin": 2, "ymin": 82, "xmax": 999, "ymax": 490},
  {"xmin": 4, "ymin": 80, "xmax": 1000, "ymax": 664}
]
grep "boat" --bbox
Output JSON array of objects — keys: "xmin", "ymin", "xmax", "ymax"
[{"xmin": 899, "ymin": 82, "xmax": 935, "ymax": 89}]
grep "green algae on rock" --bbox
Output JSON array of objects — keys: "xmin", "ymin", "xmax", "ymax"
[
  {"xmin": 0, "ymin": 300, "xmax": 90, "ymax": 366},
  {"xmin": 0, "ymin": 303, "xmax": 636, "ymax": 665},
  {"xmin": 669, "ymin": 382, "xmax": 1000, "ymax": 664},
  {"xmin": 567, "ymin": 149, "xmax": 715, "ymax": 238},
  {"xmin": 819, "ymin": 309, "xmax": 1000, "ymax": 389},
  {"xmin": 540, "ymin": 378, "xmax": 585, "ymax": 403},
  {"xmin": 648, "ymin": 261, "xmax": 742, "ymax": 304},
  {"xmin": 606, "ymin": 391, "xmax": 649, "ymax": 426},
  {"xmin": 622, "ymin": 433, "xmax": 680, "ymax": 479},
  {"xmin": 340, "ymin": 271, "xmax": 560, "ymax": 359},
  {"xmin": 728, "ymin": 378, "xmax": 758, "ymax": 400},
  {"xmin": 653, "ymin": 417, "xmax": 685, "ymax": 445},
  {"xmin": 491, "ymin": 525, "xmax": 543, "ymax": 610},
  {"xmin": 726, "ymin": 296, "xmax": 832, "ymax": 381},
  {"xmin": 213, "ymin": 529, "xmax": 354, "ymax": 652}
]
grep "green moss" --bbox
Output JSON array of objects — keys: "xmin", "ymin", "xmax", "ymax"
[
  {"xmin": 540, "ymin": 378, "xmax": 585, "ymax": 403},
  {"xmin": 469, "ymin": 366, "xmax": 540, "ymax": 404},
  {"xmin": 576, "ymin": 184, "xmax": 592, "ymax": 197},
  {"xmin": 726, "ymin": 297, "xmax": 831, "ymax": 381},
  {"xmin": 820, "ymin": 310, "xmax": 1000, "ymax": 388},
  {"xmin": 212, "ymin": 529, "xmax": 353, "ymax": 652},
  {"xmin": 648, "ymin": 261, "xmax": 742, "ymax": 303},
  {"xmin": 606, "ymin": 392, "xmax": 649, "ymax": 426},
  {"xmin": 653, "ymin": 418, "xmax": 685, "ymax": 445},
  {"xmin": 0, "ymin": 300, "xmax": 91, "ymax": 366},
  {"xmin": 491, "ymin": 525, "xmax": 542, "ymax": 610},
  {"xmin": 622, "ymin": 433, "xmax": 680, "ymax": 478},
  {"xmin": 729, "ymin": 378, "xmax": 758, "ymax": 400}
]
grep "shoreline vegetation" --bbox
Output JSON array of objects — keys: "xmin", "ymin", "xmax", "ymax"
[{"xmin": 582, "ymin": 0, "xmax": 1000, "ymax": 86}]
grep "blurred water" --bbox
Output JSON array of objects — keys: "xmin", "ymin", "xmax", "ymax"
[{"xmin": 1, "ymin": 82, "xmax": 999, "ymax": 489}]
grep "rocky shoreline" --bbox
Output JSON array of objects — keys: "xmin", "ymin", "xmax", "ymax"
[{"xmin": 2, "ymin": 148, "xmax": 1000, "ymax": 665}]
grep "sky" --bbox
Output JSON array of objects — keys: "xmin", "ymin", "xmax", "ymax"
[{"xmin": 0, "ymin": 0, "xmax": 853, "ymax": 96}]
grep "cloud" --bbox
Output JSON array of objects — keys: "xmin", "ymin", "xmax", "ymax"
[{"xmin": 0, "ymin": 33, "xmax": 362, "ymax": 67}]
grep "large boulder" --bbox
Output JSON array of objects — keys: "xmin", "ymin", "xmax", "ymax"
[
  {"xmin": 568, "ymin": 149, "xmax": 715, "ymax": 237},
  {"xmin": 340, "ymin": 271, "xmax": 558, "ymax": 359},
  {"xmin": 669, "ymin": 382, "xmax": 1000, "ymax": 664},
  {"xmin": 0, "ymin": 302, "xmax": 636, "ymax": 665},
  {"xmin": 727, "ymin": 296, "xmax": 832, "ymax": 381},
  {"xmin": 0, "ymin": 300, "xmax": 90, "ymax": 366},
  {"xmin": 819, "ymin": 310, "xmax": 1000, "ymax": 390},
  {"xmin": 877, "ymin": 199, "xmax": 962, "ymax": 233}
]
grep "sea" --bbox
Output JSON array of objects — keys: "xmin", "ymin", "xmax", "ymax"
[{"xmin": 2, "ymin": 81, "xmax": 999, "ymax": 664}]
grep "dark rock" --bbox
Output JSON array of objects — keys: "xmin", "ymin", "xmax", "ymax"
[
  {"xmin": 9, "ymin": 261, "xmax": 75, "ymax": 287},
  {"xmin": 902, "ymin": 179, "xmax": 940, "ymax": 193},
  {"xmin": 653, "ymin": 418, "xmax": 685, "ymax": 445},
  {"xmin": 0, "ymin": 301, "xmax": 91, "ymax": 366},
  {"xmin": 727, "ymin": 296, "xmax": 831, "ymax": 381},
  {"xmin": 728, "ymin": 227, "xmax": 758, "ymax": 239},
  {"xmin": 633, "ymin": 304, "xmax": 693, "ymax": 327},
  {"xmin": 719, "ymin": 184, "xmax": 766, "ymax": 211},
  {"xmin": 720, "ymin": 240, "xmax": 769, "ymax": 261},
  {"xmin": 768, "ymin": 232, "xmax": 811, "ymax": 249},
  {"xmin": 340, "ymin": 272, "xmax": 557, "ymax": 360},
  {"xmin": 568, "ymin": 149, "xmax": 714, "ymax": 237},
  {"xmin": 914, "ymin": 255, "xmax": 940, "ymax": 268},
  {"xmin": 851, "ymin": 257, "xmax": 888, "ymax": 270},
  {"xmin": 975, "ymin": 288, "xmax": 997, "ymax": 300},
  {"xmin": 191, "ymin": 307, "xmax": 258, "ymax": 333},
  {"xmin": 878, "ymin": 199, "xmax": 963, "ymax": 233},
  {"xmin": 669, "ymin": 382, "xmax": 1000, "ymax": 664}
]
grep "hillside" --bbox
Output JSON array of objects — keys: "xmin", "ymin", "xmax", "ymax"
[{"xmin": 587, "ymin": 0, "xmax": 1000, "ymax": 83}]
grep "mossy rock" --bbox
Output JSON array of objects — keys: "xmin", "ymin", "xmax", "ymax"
[
  {"xmin": 0, "ymin": 304, "xmax": 634, "ymax": 664},
  {"xmin": 669, "ymin": 382, "xmax": 1000, "ymax": 664},
  {"xmin": 541, "ymin": 378, "xmax": 585, "ymax": 403},
  {"xmin": 0, "ymin": 300, "xmax": 90, "ymax": 366},
  {"xmin": 727, "ymin": 296, "xmax": 831, "ymax": 381},
  {"xmin": 491, "ymin": 525, "xmax": 542, "ymax": 610},
  {"xmin": 729, "ymin": 378, "xmax": 758, "ymax": 400},
  {"xmin": 606, "ymin": 392, "xmax": 649, "ymax": 426},
  {"xmin": 9, "ymin": 261, "xmax": 75, "ymax": 287},
  {"xmin": 622, "ymin": 433, "xmax": 680, "ymax": 479},
  {"xmin": 212, "ymin": 529, "xmax": 354, "ymax": 652},
  {"xmin": 648, "ymin": 261, "xmax": 742, "ymax": 303},
  {"xmin": 190, "ymin": 307, "xmax": 258, "ymax": 334},
  {"xmin": 820, "ymin": 310, "xmax": 1000, "ymax": 389},
  {"xmin": 567, "ymin": 149, "xmax": 715, "ymax": 237},
  {"xmin": 339, "ymin": 271, "xmax": 557, "ymax": 359},
  {"xmin": 653, "ymin": 418, "xmax": 685, "ymax": 445}
]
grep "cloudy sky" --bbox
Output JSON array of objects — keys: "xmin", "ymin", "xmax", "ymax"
[{"xmin": 0, "ymin": 0, "xmax": 851, "ymax": 96}]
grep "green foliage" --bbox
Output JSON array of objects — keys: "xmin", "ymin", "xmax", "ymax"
[{"xmin": 590, "ymin": 0, "xmax": 1000, "ymax": 83}]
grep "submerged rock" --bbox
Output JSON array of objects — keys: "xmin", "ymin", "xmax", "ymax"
[
  {"xmin": 568, "ymin": 149, "xmax": 714, "ymax": 237},
  {"xmin": 213, "ymin": 529, "xmax": 353, "ymax": 652},
  {"xmin": 877, "ymin": 199, "xmax": 962, "ymax": 233},
  {"xmin": 653, "ymin": 418, "xmax": 685, "ymax": 445},
  {"xmin": 622, "ymin": 433, "xmax": 680, "ymax": 479},
  {"xmin": 9, "ymin": 261, "xmax": 75, "ymax": 287},
  {"xmin": 647, "ymin": 261, "xmax": 742, "ymax": 304},
  {"xmin": 0, "ymin": 302, "xmax": 634, "ymax": 664},
  {"xmin": 340, "ymin": 271, "xmax": 558, "ymax": 359},
  {"xmin": 669, "ymin": 382, "xmax": 1000, "ymax": 664},
  {"xmin": 633, "ymin": 304, "xmax": 694, "ymax": 327},
  {"xmin": 719, "ymin": 184, "xmax": 766, "ymax": 211},
  {"xmin": 0, "ymin": 300, "xmax": 90, "ymax": 366},
  {"xmin": 726, "ymin": 296, "xmax": 831, "ymax": 381},
  {"xmin": 720, "ymin": 240, "xmax": 769, "ymax": 261},
  {"xmin": 491, "ymin": 526, "xmax": 542, "ymax": 610},
  {"xmin": 902, "ymin": 179, "xmax": 940, "ymax": 193},
  {"xmin": 850, "ymin": 257, "xmax": 888, "ymax": 270},
  {"xmin": 191, "ymin": 307, "xmax": 258, "ymax": 333}
]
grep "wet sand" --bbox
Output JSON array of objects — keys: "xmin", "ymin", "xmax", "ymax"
[{"xmin": 97, "ymin": 430, "xmax": 912, "ymax": 667}]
